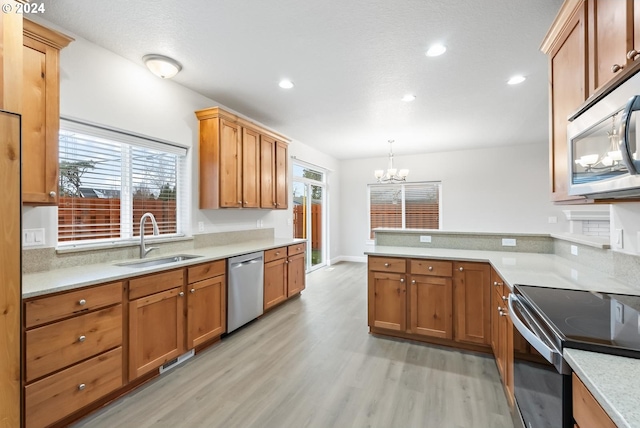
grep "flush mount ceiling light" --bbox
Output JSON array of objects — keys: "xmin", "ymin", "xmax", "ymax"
[
  {"xmin": 143, "ymin": 54, "xmax": 182, "ymax": 79},
  {"xmin": 402, "ymin": 94, "xmax": 416, "ymax": 102},
  {"xmin": 374, "ymin": 140, "xmax": 409, "ymax": 183},
  {"xmin": 279, "ymin": 79, "xmax": 294, "ymax": 89},
  {"xmin": 426, "ymin": 44, "xmax": 447, "ymax": 57},
  {"xmin": 507, "ymin": 75, "xmax": 526, "ymax": 85}
]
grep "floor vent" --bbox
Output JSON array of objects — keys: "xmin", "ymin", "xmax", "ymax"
[{"xmin": 159, "ymin": 349, "xmax": 195, "ymax": 374}]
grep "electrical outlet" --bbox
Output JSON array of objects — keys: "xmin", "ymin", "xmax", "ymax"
[
  {"xmin": 419, "ymin": 235, "xmax": 431, "ymax": 243},
  {"xmin": 502, "ymin": 238, "xmax": 516, "ymax": 247},
  {"xmin": 198, "ymin": 221, "xmax": 205, "ymax": 232},
  {"xmin": 548, "ymin": 216, "xmax": 558, "ymax": 224},
  {"xmin": 571, "ymin": 245, "xmax": 578, "ymax": 256}
]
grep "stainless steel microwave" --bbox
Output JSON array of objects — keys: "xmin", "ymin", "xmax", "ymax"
[{"xmin": 567, "ymin": 71, "xmax": 640, "ymax": 198}]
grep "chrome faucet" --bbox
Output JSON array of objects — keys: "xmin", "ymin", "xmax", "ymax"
[{"xmin": 139, "ymin": 212, "xmax": 159, "ymax": 258}]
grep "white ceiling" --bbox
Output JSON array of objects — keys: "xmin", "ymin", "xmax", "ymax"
[{"xmin": 39, "ymin": 0, "xmax": 563, "ymax": 160}]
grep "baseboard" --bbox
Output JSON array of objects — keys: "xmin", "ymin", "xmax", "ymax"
[{"xmin": 329, "ymin": 255, "xmax": 367, "ymax": 265}]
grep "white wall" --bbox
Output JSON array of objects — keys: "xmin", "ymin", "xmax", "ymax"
[
  {"xmin": 22, "ymin": 23, "xmax": 341, "ymax": 263},
  {"xmin": 610, "ymin": 203, "xmax": 640, "ymax": 255},
  {"xmin": 339, "ymin": 143, "xmax": 592, "ymax": 259}
]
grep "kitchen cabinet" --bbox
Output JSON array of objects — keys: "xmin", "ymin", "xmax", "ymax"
[
  {"xmin": 367, "ymin": 256, "xmax": 407, "ymax": 331},
  {"xmin": 453, "ymin": 261, "xmax": 491, "ymax": 346},
  {"xmin": 408, "ymin": 259, "xmax": 453, "ymax": 339},
  {"xmin": 196, "ymin": 106, "xmax": 290, "ymax": 210},
  {"xmin": 264, "ymin": 247, "xmax": 288, "ymax": 310},
  {"xmin": 587, "ymin": 0, "xmax": 639, "ymax": 94},
  {"xmin": 490, "ymin": 269, "xmax": 515, "ymax": 406},
  {"xmin": 186, "ymin": 260, "xmax": 226, "ymax": 349},
  {"xmin": 287, "ymin": 243, "xmax": 306, "ymax": 296},
  {"xmin": 542, "ymin": 1, "xmax": 588, "ymax": 203},
  {"xmin": 22, "ymin": 19, "xmax": 72, "ymax": 205},
  {"xmin": 1, "ymin": 1, "xmax": 23, "ymax": 113},
  {"xmin": 128, "ymin": 269, "xmax": 185, "ymax": 380},
  {"xmin": 572, "ymin": 372, "xmax": 616, "ymax": 428},
  {"xmin": 23, "ymin": 281, "xmax": 124, "ymax": 428}
]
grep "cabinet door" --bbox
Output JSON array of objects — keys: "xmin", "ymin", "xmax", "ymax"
[
  {"xmin": 1, "ymin": 4, "xmax": 22, "ymax": 113},
  {"xmin": 492, "ymin": 290, "xmax": 506, "ymax": 380},
  {"xmin": 409, "ymin": 274, "xmax": 452, "ymax": 339},
  {"xmin": 264, "ymin": 258, "xmax": 287, "ymax": 310},
  {"xmin": 549, "ymin": 4, "xmax": 587, "ymax": 202},
  {"xmin": 274, "ymin": 140, "xmax": 288, "ymax": 209},
  {"xmin": 287, "ymin": 251, "xmax": 305, "ymax": 297},
  {"xmin": 242, "ymin": 127, "xmax": 260, "ymax": 208},
  {"xmin": 453, "ymin": 262, "xmax": 491, "ymax": 345},
  {"xmin": 187, "ymin": 275, "xmax": 225, "ymax": 349},
  {"xmin": 22, "ymin": 36, "xmax": 60, "ymax": 205},
  {"xmin": 260, "ymin": 135, "xmax": 276, "ymax": 208},
  {"xmin": 129, "ymin": 287, "xmax": 185, "ymax": 380},
  {"xmin": 588, "ymin": 0, "xmax": 633, "ymax": 93},
  {"xmin": 219, "ymin": 119, "xmax": 241, "ymax": 208},
  {"xmin": 368, "ymin": 271, "xmax": 406, "ymax": 331}
]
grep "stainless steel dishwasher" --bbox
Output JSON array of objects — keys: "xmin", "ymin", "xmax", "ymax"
[{"xmin": 227, "ymin": 251, "xmax": 264, "ymax": 333}]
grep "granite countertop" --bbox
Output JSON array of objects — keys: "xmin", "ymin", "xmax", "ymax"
[
  {"xmin": 565, "ymin": 348, "xmax": 639, "ymax": 428},
  {"xmin": 23, "ymin": 238, "xmax": 305, "ymax": 298},
  {"xmin": 365, "ymin": 246, "xmax": 637, "ymax": 294}
]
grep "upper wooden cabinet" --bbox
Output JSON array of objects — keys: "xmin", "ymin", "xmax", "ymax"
[
  {"xmin": 22, "ymin": 19, "xmax": 72, "ymax": 205},
  {"xmin": 196, "ymin": 106, "xmax": 289, "ymax": 210},
  {"xmin": 1, "ymin": 2, "xmax": 23, "ymax": 113}
]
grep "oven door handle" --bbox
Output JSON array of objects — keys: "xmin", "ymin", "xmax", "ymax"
[{"xmin": 508, "ymin": 294, "xmax": 558, "ymax": 364}]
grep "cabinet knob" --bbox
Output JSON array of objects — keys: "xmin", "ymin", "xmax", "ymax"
[
  {"xmin": 428, "ymin": 266, "xmax": 433, "ymax": 271},
  {"xmin": 502, "ymin": 295, "xmax": 507, "ymax": 302},
  {"xmin": 611, "ymin": 63, "xmax": 624, "ymax": 73},
  {"xmin": 499, "ymin": 311, "xmax": 507, "ymax": 317},
  {"xmin": 275, "ymin": 252, "xmax": 280, "ymax": 256},
  {"xmin": 78, "ymin": 335, "xmax": 86, "ymax": 343},
  {"xmin": 384, "ymin": 263, "xmax": 390, "ymax": 267},
  {"xmin": 273, "ymin": 202, "xmax": 276, "ymax": 207},
  {"xmin": 285, "ymin": 260, "xmax": 289, "ymax": 264},
  {"xmin": 459, "ymin": 267, "xmax": 464, "ymax": 272},
  {"xmin": 400, "ymin": 278, "xmax": 404, "ymax": 283},
  {"xmin": 497, "ymin": 306, "xmax": 502, "ymax": 312},
  {"xmin": 627, "ymin": 49, "xmax": 640, "ymax": 61},
  {"xmin": 78, "ymin": 299, "xmax": 86, "ymax": 306},
  {"xmin": 190, "ymin": 288, "xmax": 195, "ymax": 294},
  {"xmin": 49, "ymin": 191, "xmax": 56, "ymax": 198},
  {"xmin": 179, "ymin": 291, "xmax": 184, "ymax": 297},
  {"xmin": 78, "ymin": 383, "xmax": 86, "ymax": 391},
  {"xmin": 411, "ymin": 279, "xmax": 416, "ymax": 284},
  {"xmin": 238, "ymin": 200, "xmax": 242, "ymax": 204}
]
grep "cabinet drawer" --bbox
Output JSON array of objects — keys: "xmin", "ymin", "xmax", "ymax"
[
  {"xmin": 265, "ymin": 247, "xmax": 287, "ymax": 263},
  {"xmin": 288, "ymin": 243, "xmax": 305, "ymax": 256},
  {"xmin": 129, "ymin": 269, "xmax": 184, "ymax": 300},
  {"xmin": 572, "ymin": 373, "xmax": 616, "ymax": 428},
  {"xmin": 187, "ymin": 260, "xmax": 225, "ymax": 284},
  {"xmin": 369, "ymin": 256, "xmax": 406, "ymax": 273},
  {"xmin": 26, "ymin": 305, "xmax": 122, "ymax": 382},
  {"xmin": 25, "ymin": 282, "xmax": 122, "ymax": 328},
  {"xmin": 25, "ymin": 347, "xmax": 123, "ymax": 428},
  {"xmin": 410, "ymin": 259, "xmax": 452, "ymax": 277}
]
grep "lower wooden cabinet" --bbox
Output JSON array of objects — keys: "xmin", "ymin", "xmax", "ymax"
[
  {"xmin": 453, "ymin": 262, "xmax": 491, "ymax": 345},
  {"xmin": 263, "ymin": 244, "xmax": 306, "ymax": 310},
  {"xmin": 128, "ymin": 269, "xmax": 185, "ymax": 380},
  {"xmin": 409, "ymin": 274, "xmax": 452, "ymax": 339},
  {"xmin": 187, "ymin": 261, "xmax": 226, "ymax": 348},
  {"xmin": 287, "ymin": 249, "xmax": 306, "ymax": 297},
  {"xmin": 573, "ymin": 373, "xmax": 616, "ymax": 428},
  {"xmin": 368, "ymin": 271, "xmax": 407, "ymax": 331}
]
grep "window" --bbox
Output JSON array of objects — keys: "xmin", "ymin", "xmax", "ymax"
[
  {"xmin": 58, "ymin": 118, "xmax": 188, "ymax": 245},
  {"xmin": 368, "ymin": 182, "xmax": 441, "ymax": 238}
]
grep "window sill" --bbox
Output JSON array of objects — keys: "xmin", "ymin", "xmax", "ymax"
[{"xmin": 56, "ymin": 234, "xmax": 193, "ymax": 254}]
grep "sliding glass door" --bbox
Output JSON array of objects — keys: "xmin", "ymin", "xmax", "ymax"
[{"xmin": 292, "ymin": 162, "xmax": 326, "ymax": 272}]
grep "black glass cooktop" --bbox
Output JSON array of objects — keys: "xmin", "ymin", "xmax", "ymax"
[{"xmin": 516, "ymin": 284, "xmax": 640, "ymax": 359}]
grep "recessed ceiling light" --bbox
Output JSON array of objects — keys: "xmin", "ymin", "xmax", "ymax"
[
  {"xmin": 507, "ymin": 75, "xmax": 526, "ymax": 85},
  {"xmin": 426, "ymin": 44, "xmax": 446, "ymax": 57},
  {"xmin": 279, "ymin": 79, "xmax": 294, "ymax": 89},
  {"xmin": 402, "ymin": 94, "xmax": 416, "ymax": 102}
]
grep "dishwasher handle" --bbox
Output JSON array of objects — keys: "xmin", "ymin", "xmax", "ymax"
[{"xmin": 230, "ymin": 256, "xmax": 263, "ymax": 269}]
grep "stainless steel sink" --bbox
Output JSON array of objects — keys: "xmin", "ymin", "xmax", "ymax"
[{"xmin": 115, "ymin": 254, "xmax": 202, "ymax": 269}]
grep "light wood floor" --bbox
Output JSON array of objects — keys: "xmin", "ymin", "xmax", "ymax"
[{"xmin": 73, "ymin": 262, "xmax": 513, "ymax": 428}]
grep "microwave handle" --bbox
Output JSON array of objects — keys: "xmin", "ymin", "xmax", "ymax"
[
  {"xmin": 620, "ymin": 95, "xmax": 640, "ymax": 174},
  {"xmin": 508, "ymin": 294, "xmax": 556, "ymax": 363}
]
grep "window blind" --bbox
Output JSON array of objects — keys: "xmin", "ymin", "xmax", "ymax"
[
  {"xmin": 58, "ymin": 118, "xmax": 188, "ymax": 245},
  {"xmin": 369, "ymin": 182, "xmax": 441, "ymax": 239}
]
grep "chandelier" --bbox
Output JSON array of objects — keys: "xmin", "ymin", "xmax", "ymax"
[
  {"xmin": 374, "ymin": 140, "xmax": 409, "ymax": 183},
  {"xmin": 574, "ymin": 112, "xmax": 623, "ymax": 172}
]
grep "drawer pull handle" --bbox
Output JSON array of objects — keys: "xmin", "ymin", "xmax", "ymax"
[
  {"xmin": 78, "ymin": 299, "xmax": 87, "ymax": 306},
  {"xmin": 78, "ymin": 383, "xmax": 86, "ymax": 391},
  {"xmin": 384, "ymin": 263, "xmax": 390, "ymax": 267},
  {"xmin": 428, "ymin": 266, "xmax": 433, "ymax": 271},
  {"xmin": 78, "ymin": 335, "xmax": 86, "ymax": 343}
]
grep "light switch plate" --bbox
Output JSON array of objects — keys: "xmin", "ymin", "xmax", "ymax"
[
  {"xmin": 23, "ymin": 228, "xmax": 45, "ymax": 247},
  {"xmin": 502, "ymin": 238, "xmax": 516, "ymax": 247}
]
